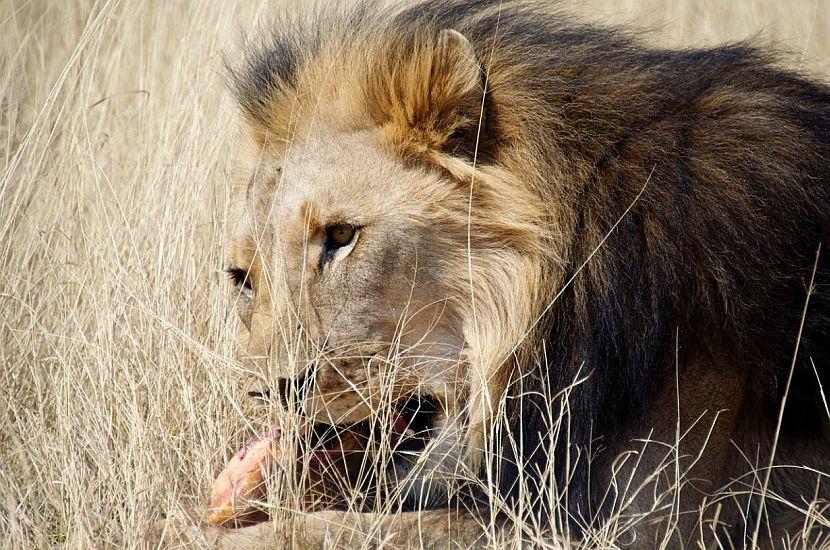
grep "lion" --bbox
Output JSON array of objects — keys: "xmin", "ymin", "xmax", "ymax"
[{"xmin": 147, "ymin": 1, "xmax": 830, "ymax": 548}]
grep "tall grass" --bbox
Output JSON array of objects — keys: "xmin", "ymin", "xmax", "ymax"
[{"xmin": 1, "ymin": 1, "xmax": 827, "ymax": 548}]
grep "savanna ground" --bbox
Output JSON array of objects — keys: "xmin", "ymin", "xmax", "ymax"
[{"xmin": 1, "ymin": 1, "xmax": 827, "ymax": 548}]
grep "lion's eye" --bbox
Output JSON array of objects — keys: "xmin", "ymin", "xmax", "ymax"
[
  {"xmin": 326, "ymin": 224, "xmax": 356, "ymax": 249},
  {"xmin": 226, "ymin": 267, "xmax": 253, "ymax": 297}
]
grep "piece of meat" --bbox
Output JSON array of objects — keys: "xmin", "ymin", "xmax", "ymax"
[{"xmin": 206, "ymin": 429, "xmax": 280, "ymax": 526}]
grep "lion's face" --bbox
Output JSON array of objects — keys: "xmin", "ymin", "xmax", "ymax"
[{"xmin": 228, "ymin": 130, "xmax": 469, "ymax": 428}]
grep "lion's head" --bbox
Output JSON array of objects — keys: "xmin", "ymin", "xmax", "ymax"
[{"xmin": 226, "ymin": 25, "xmax": 555, "ymax": 498}]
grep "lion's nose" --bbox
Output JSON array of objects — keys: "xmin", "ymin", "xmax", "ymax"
[
  {"xmin": 246, "ymin": 386, "xmax": 270, "ymax": 401},
  {"xmin": 246, "ymin": 378, "xmax": 270, "ymax": 402}
]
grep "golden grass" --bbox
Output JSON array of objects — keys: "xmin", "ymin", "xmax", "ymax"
[{"xmin": 1, "ymin": 0, "xmax": 827, "ymax": 548}]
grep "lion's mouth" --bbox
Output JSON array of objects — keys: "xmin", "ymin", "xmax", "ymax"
[
  {"xmin": 302, "ymin": 394, "xmax": 439, "ymax": 471},
  {"xmin": 281, "ymin": 394, "xmax": 441, "ymax": 510},
  {"xmin": 242, "ymin": 387, "xmax": 441, "ymax": 509}
]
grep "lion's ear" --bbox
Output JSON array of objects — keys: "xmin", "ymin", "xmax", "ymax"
[
  {"xmin": 424, "ymin": 29, "xmax": 483, "ymax": 135},
  {"xmin": 374, "ymin": 29, "xmax": 485, "ymax": 154}
]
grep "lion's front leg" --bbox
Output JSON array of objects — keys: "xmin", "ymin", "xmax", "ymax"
[
  {"xmin": 146, "ymin": 509, "xmax": 487, "ymax": 549},
  {"xmin": 144, "ymin": 517, "xmax": 280, "ymax": 549}
]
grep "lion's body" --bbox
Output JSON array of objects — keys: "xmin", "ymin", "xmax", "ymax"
[{"xmin": 154, "ymin": 1, "xmax": 830, "ymax": 547}]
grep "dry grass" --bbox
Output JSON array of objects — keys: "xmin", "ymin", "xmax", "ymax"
[{"xmin": 1, "ymin": 0, "xmax": 827, "ymax": 548}]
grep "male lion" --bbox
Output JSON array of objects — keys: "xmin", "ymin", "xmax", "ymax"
[{"xmin": 149, "ymin": 0, "xmax": 830, "ymax": 548}]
